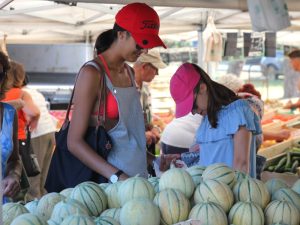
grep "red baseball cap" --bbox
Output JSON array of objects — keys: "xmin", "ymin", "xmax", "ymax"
[
  {"xmin": 170, "ymin": 63, "xmax": 200, "ymax": 118},
  {"xmin": 115, "ymin": 3, "xmax": 167, "ymax": 49}
]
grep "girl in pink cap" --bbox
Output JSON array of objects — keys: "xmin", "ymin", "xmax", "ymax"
[
  {"xmin": 170, "ymin": 63, "xmax": 262, "ymax": 177},
  {"xmin": 64, "ymin": 3, "xmax": 173, "ymax": 185}
]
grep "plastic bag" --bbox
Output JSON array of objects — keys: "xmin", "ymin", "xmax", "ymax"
[
  {"xmin": 203, "ymin": 16, "xmax": 223, "ymax": 62},
  {"xmin": 247, "ymin": 0, "xmax": 290, "ymax": 32}
]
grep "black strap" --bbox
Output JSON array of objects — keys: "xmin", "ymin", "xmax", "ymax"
[{"xmin": 63, "ymin": 59, "xmax": 107, "ymax": 128}]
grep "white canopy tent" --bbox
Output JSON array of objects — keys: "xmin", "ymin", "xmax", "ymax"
[{"xmin": 1, "ymin": 0, "xmax": 300, "ymax": 45}]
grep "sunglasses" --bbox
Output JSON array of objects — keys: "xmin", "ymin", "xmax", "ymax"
[{"xmin": 136, "ymin": 44, "xmax": 144, "ymax": 50}]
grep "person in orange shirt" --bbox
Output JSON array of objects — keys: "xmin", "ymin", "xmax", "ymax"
[
  {"xmin": 3, "ymin": 61, "xmax": 40, "ymax": 134},
  {"xmin": 3, "ymin": 61, "xmax": 40, "ymax": 190}
]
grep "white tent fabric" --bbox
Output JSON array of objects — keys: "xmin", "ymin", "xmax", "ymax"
[{"xmin": 1, "ymin": 0, "xmax": 300, "ymax": 45}]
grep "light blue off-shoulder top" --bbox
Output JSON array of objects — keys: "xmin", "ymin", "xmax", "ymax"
[{"xmin": 195, "ymin": 99, "xmax": 262, "ymax": 178}]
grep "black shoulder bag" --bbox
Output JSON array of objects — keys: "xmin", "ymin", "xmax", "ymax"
[{"xmin": 45, "ymin": 60, "xmax": 112, "ymax": 192}]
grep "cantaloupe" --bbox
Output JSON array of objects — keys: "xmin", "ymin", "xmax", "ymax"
[
  {"xmin": 235, "ymin": 170, "xmax": 248, "ymax": 182},
  {"xmin": 118, "ymin": 177, "xmax": 155, "ymax": 206},
  {"xmin": 50, "ymin": 198, "xmax": 89, "ymax": 223},
  {"xmin": 3, "ymin": 202, "xmax": 29, "ymax": 225},
  {"xmin": 265, "ymin": 178, "xmax": 288, "ymax": 197},
  {"xmin": 61, "ymin": 214, "xmax": 96, "ymax": 225},
  {"xmin": 99, "ymin": 183, "xmax": 110, "ymax": 190},
  {"xmin": 25, "ymin": 199, "xmax": 39, "ymax": 214},
  {"xmin": 59, "ymin": 188, "xmax": 73, "ymax": 198},
  {"xmin": 100, "ymin": 208, "xmax": 121, "ymax": 222},
  {"xmin": 188, "ymin": 201, "xmax": 227, "ymax": 225},
  {"xmin": 193, "ymin": 179, "xmax": 234, "ymax": 213},
  {"xmin": 233, "ymin": 177, "xmax": 270, "ymax": 209},
  {"xmin": 292, "ymin": 179, "xmax": 300, "ymax": 195},
  {"xmin": 36, "ymin": 192, "xmax": 65, "ymax": 220},
  {"xmin": 186, "ymin": 165, "xmax": 205, "ymax": 186},
  {"xmin": 148, "ymin": 177, "xmax": 160, "ymax": 193},
  {"xmin": 202, "ymin": 163, "xmax": 236, "ymax": 188},
  {"xmin": 265, "ymin": 200, "xmax": 300, "ymax": 225},
  {"xmin": 228, "ymin": 201, "xmax": 264, "ymax": 225},
  {"xmin": 159, "ymin": 168, "xmax": 195, "ymax": 198},
  {"xmin": 272, "ymin": 188, "xmax": 300, "ymax": 212},
  {"xmin": 154, "ymin": 188, "xmax": 190, "ymax": 225},
  {"xmin": 10, "ymin": 213, "xmax": 47, "ymax": 225},
  {"xmin": 105, "ymin": 181, "xmax": 122, "ymax": 208},
  {"xmin": 120, "ymin": 198, "xmax": 160, "ymax": 225},
  {"xmin": 70, "ymin": 181, "xmax": 108, "ymax": 216},
  {"xmin": 94, "ymin": 216, "xmax": 120, "ymax": 225},
  {"xmin": 47, "ymin": 219, "xmax": 59, "ymax": 225}
]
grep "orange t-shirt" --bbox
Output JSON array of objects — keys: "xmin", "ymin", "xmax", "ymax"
[{"xmin": 3, "ymin": 88, "xmax": 27, "ymax": 140}]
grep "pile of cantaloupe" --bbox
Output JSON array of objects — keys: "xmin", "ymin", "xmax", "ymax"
[{"xmin": 3, "ymin": 163, "xmax": 300, "ymax": 225}]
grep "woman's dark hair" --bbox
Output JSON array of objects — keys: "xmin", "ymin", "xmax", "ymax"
[
  {"xmin": 0, "ymin": 51, "xmax": 10, "ymax": 100},
  {"xmin": 192, "ymin": 63, "xmax": 239, "ymax": 128},
  {"xmin": 94, "ymin": 24, "xmax": 128, "ymax": 54},
  {"xmin": 7, "ymin": 61, "xmax": 26, "ymax": 89}
]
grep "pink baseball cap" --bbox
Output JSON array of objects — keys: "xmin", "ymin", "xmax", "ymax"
[{"xmin": 170, "ymin": 63, "xmax": 200, "ymax": 118}]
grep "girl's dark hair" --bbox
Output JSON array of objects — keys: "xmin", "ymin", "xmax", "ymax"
[
  {"xmin": 94, "ymin": 24, "xmax": 127, "ymax": 54},
  {"xmin": 0, "ymin": 51, "xmax": 10, "ymax": 100},
  {"xmin": 192, "ymin": 63, "xmax": 240, "ymax": 128}
]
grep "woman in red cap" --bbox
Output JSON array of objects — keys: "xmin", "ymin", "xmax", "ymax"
[
  {"xmin": 67, "ymin": 3, "xmax": 170, "ymax": 184},
  {"xmin": 170, "ymin": 63, "xmax": 262, "ymax": 177}
]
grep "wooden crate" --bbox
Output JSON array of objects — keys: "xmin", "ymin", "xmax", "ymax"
[{"xmin": 258, "ymin": 139, "xmax": 291, "ymax": 159}]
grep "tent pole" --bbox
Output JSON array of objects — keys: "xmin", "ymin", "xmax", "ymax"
[{"xmin": 197, "ymin": 25, "xmax": 205, "ymax": 69}]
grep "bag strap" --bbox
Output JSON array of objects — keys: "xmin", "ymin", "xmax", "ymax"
[
  {"xmin": 26, "ymin": 125, "xmax": 31, "ymax": 141},
  {"xmin": 63, "ymin": 59, "xmax": 106, "ymax": 128}
]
